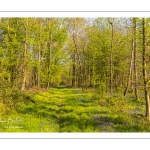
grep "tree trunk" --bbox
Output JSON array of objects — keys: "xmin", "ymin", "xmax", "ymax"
[
  {"xmin": 124, "ymin": 19, "xmax": 135, "ymax": 97},
  {"xmin": 142, "ymin": 18, "xmax": 150, "ymax": 120},
  {"xmin": 124, "ymin": 47, "xmax": 134, "ymax": 96},
  {"xmin": 21, "ymin": 18, "xmax": 28, "ymax": 91},
  {"xmin": 108, "ymin": 18, "xmax": 114, "ymax": 97},
  {"xmin": 133, "ymin": 18, "xmax": 139, "ymax": 101},
  {"xmin": 72, "ymin": 34, "xmax": 77, "ymax": 88},
  {"xmin": 47, "ymin": 19, "xmax": 52, "ymax": 89},
  {"xmin": 37, "ymin": 19, "xmax": 42, "ymax": 88},
  {"xmin": 92, "ymin": 53, "xmax": 95, "ymax": 89},
  {"xmin": 38, "ymin": 42, "xmax": 41, "ymax": 88},
  {"xmin": 47, "ymin": 40, "xmax": 52, "ymax": 89}
]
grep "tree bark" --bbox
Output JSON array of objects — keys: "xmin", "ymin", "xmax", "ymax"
[
  {"xmin": 47, "ymin": 36, "xmax": 52, "ymax": 89},
  {"xmin": 72, "ymin": 33, "xmax": 77, "ymax": 88},
  {"xmin": 21, "ymin": 18, "xmax": 28, "ymax": 91},
  {"xmin": 142, "ymin": 18, "xmax": 150, "ymax": 120},
  {"xmin": 37, "ymin": 19, "xmax": 42, "ymax": 89},
  {"xmin": 133, "ymin": 18, "xmax": 139, "ymax": 101},
  {"xmin": 47, "ymin": 19, "xmax": 53, "ymax": 89},
  {"xmin": 108, "ymin": 18, "xmax": 114, "ymax": 97},
  {"xmin": 38, "ymin": 42, "xmax": 41, "ymax": 88},
  {"xmin": 124, "ymin": 46, "xmax": 134, "ymax": 96}
]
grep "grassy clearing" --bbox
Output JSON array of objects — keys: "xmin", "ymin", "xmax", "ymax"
[{"xmin": 0, "ymin": 87, "xmax": 150, "ymax": 132}]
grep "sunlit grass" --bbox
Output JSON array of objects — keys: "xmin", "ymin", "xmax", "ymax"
[{"xmin": 1, "ymin": 87, "xmax": 150, "ymax": 132}]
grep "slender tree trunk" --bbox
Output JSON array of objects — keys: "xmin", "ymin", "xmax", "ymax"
[
  {"xmin": 110, "ymin": 49, "xmax": 113, "ymax": 96},
  {"xmin": 47, "ymin": 40, "xmax": 52, "ymax": 89},
  {"xmin": 142, "ymin": 18, "xmax": 150, "ymax": 120},
  {"xmin": 21, "ymin": 18, "xmax": 28, "ymax": 91},
  {"xmin": 88, "ymin": 62, "xmax": 92, "ymax": 87},
  {"xmin": 92, "ymin": 53, "xmax": 95, "ymax": 89},
  {"xmin": 124, "ymin": 48, "xmax": 134, "ymax": 96},
  {"xmin": 72, "ymin": 50, "xmax": 77, "ymax": 88},
  {"xmin": 38, "ymin": 22, "xmax": 41, "ymax": 88},
  {"xmin": 133, "ymin": 18, "xmax": 139, "ymax": 101},
  {"xmin": 47, "ymin": 19, "xmax": 52, "ymax": 89},
  {"xmin": 76, "ymin": 46, "xmax": 83, "ymax": 88},
  {"xmin": 72, "ymin": 34, "xmax": 77, "ymax": 88},
  {"xmin": 37, "ymin": 19, "xmax": 42, "ymax": 88},
  {"xmin": 108, "ymin": 18, "xmax": 114, "ymax": 97},
  {"xmin": 124, "ymin": 26, "xmax": 134, "ymax": 96},
  {"xmin": 38, "ymin": 43, "xmax": 41, "ymax": 88}
]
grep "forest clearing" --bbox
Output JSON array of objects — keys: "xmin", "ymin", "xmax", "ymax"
[
  {"xmin": 0, "ymin": 87, "xmax": 150, "ymax": 132},
  {"xmin": 0, "ymin": 18, "xmax": 150, "ymax": 132}
]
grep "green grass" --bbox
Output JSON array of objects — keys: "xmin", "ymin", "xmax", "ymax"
[{"xmin": 0, "ymin": 87, "xmax": 150, "ymax": 132}]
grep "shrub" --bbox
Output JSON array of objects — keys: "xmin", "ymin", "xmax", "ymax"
[{"xmin": 0, "ymin": 102, "xmax": 6, "ymax": 115}]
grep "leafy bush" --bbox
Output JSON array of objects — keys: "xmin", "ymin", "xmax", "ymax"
[
  {"xmin": 98, "ymin": 83, "xmax": 106, "ymax": 96},
  {"xmin": 0, "ymin": 87, "xmax": 35, "ymax": 113},
  {"xmin": 0, "ymin": 102, "xmax": 6, "ymax": 115}
]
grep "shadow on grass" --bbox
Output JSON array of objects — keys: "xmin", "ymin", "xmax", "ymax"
[
  {"xmin": 16, "ymin": 88, "xmax": 104, "ymax": 132},
  {"xmin": 15, "ymin": 87, "xmax": 150, "ymax": 132},
  {"xmin": 17, "ymin": 87, "xmax": 112, "ymax": 131},
  {"xmin": 55, "ymin": 86, "xmax": 70, "ymax": 89}
]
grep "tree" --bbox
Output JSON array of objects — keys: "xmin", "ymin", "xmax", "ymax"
[
  {"xmin": 124, "ymin": 18, "xmax": 139, "ymax": 100},
  {"xmin": 21, "ymin": 18, "xmax": 28, "ymax": 91},
  {"xmin": 108, "ymin": 18, "xmax": 114, "ymax": 97},
  {"xmin": 142, "ymin": 18, "xmax": 150, "ymax": 120},
  {"xmin": 66, "ymin": 18, "xmax": 88, "ymax": 88},
  {"xmin": 133, "ymin": 18, "xmax": 139, "ymax": 101}
]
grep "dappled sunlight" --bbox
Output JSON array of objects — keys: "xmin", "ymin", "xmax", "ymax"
[{"xmin": 1, "ymin": 87, "xmax": 150, "ymax": 132}]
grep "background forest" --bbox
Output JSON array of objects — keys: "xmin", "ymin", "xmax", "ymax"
[{"xmin": 0, "ymin": 18, "xmax": 150, "ymax": 132}]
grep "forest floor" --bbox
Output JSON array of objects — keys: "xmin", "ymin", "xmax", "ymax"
[{"xmin": 0, "ymin": 87, "xmax": 150, "ymax": 132}]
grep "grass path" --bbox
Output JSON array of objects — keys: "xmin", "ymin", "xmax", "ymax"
[{"xmin": 1, "ymin": 87, "xmax": 150, "ymax": 132}]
